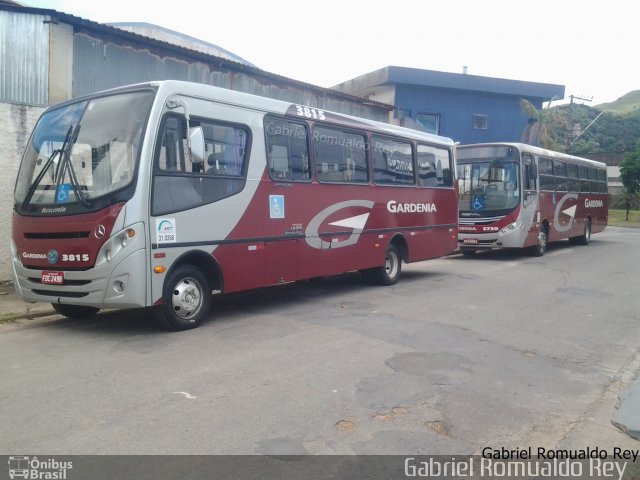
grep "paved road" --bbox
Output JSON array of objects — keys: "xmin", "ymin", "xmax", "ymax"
[{"xmin": 1, "ymin": 227, "xmax": 639, "ymax": 455}]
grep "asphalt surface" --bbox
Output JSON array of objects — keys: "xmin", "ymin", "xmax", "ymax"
[{"xmin": 1, "ymin": 226, "xmax": 639, "ymax": 457}]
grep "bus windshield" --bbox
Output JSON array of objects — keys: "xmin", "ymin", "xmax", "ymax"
[
  {"xmin": 457, "ymin": 160, "xmax": 520, "ymax": 213},
  {"xmin": 15, "ymin": 90, "xmax": 154, "ymax": 212}
]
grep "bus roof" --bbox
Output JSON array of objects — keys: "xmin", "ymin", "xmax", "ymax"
[
  {"xmin": 457, "ymin": 142, "xmax": 607, "ymax": 169},
  {"xmin": 49, "ymin": 80, "xmax": 455, "ymax": 148}
]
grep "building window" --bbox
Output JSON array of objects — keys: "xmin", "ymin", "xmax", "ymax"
[
  {"xmin": 473, "ymin": 114, "xmax": 488, "ymax": 130},
  {"xmin": 416, "ymin": 113, "xmax": 440, "ymax": 135}
]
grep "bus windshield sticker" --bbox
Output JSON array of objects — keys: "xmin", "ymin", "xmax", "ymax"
[
  {"xmin": 269, "ymin": 195, "xmax": 285, "ymax": 219},
  {"xmin": 472, "ymin": 196, "xmax": 485, "ymax": 210},
  {"xmin": 156, "ymin": 218, "xmax": 177, "ymax": 243},
  {"xmin": 55, "ymin": 184, "xmax": 71, "ymax": 203}
]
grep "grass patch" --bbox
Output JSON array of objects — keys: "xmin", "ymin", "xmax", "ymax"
[
  {"xmin": 0, "ymin": 312, "xmax": 17, "ymax": 324},
  {"xmin": 608, "ymin": 209, "xmax": 640, "ymax": 227}
]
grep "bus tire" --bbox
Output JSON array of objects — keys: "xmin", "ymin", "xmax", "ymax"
[
  {"xmin": 528, "ymin": 224, "xmax": 548, "ymax": 257},
  {"xmin": 52, "ymin": 303, "xmax": 100, "ymax": 319},
  {"xmin": 155, "ymin": 265, "xmax": 212, "ymax": 331},
  {"xmin": 370, "ymin": 244, "xmax": 402, "ymax": 286},
  {"xmin": 570, "ymin": 218, "xmax": 591, "ymax": 246}
]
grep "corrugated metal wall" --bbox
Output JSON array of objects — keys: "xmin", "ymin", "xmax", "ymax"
[
  {"xmin": 0, "ymin": 11, "xmax": 49, "ymax": 106},
  {"xmin": 72, "ymin": 33, "xmax": 389, "ymax": 122}
]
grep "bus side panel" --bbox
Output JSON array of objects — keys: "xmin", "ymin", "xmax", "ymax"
[
  {"xmin": 538, "ymin": 191, "xmax": 607, "ymax": 242},
  {"xmin": 212, "ymin": 243, "xmax": 266, "ymax": 292},
  {"xmin": 539, "ymin": 191, "xmax": 576, "ymax": 242},
  {"xmin": 405, "ymin": 189, "xmax": 458, "ymax": 261},
  {"xmin": 585, "ymin": 193, "xmax": 608, "ymax": 233},
  {"xmin": 214, "ymin": 176, "xmax": 457, "ymax": 290}
]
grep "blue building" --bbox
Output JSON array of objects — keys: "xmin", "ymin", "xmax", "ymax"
[{"xmin": 333, "ymin": 66, "xmax": 564, "ymax": 144}]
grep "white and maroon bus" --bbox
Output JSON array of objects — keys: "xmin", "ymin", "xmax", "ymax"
[
  {"xmin": 457, "ymin": 143, "xmax": 607, "ymax": 256},
  {"xmin": 12, "ymin": 80, "xmax": 458, "ymax": 330}
]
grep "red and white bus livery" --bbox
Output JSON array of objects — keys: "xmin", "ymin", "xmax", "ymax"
[
  {"xmin": 12, "ymin": 80, "xmax": 458, "ymax": 330},
  {"xmin": 457, "ymin": 143, "xmax": 607, "ymax": 256}
]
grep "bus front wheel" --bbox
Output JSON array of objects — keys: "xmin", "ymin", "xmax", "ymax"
[
  {"xmin": 155, "ymin": 265, "xmax": 212, "ymax": 331},
  {"xmin": 528, "ymin": 225, "xmax": 548, "ymax": 257}
]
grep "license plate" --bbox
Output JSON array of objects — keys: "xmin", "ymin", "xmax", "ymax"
[
  {"xmin": 41, "ymin": 271, "xmax": 64, "ymax": 285},
  {"xmin": 463, "ymin": 238, "xmax": 479, "ymax": 244}
]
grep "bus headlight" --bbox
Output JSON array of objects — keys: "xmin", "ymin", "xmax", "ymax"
[
  {"xmin": 96, "ymin": 223, "xmax": 143, "ymax": 266},
  {"xmin": 498, "ymin": 220, "xmax": 522, "ymax": 237}
]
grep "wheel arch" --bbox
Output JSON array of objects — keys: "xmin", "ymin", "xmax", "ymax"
[
  {"xmin": 168, "ymin": 249, "xmax": 223, "ymax": 293},
  {"xmin": 389, "ymin": 233, "xmax": 409, "ymax": 262}
]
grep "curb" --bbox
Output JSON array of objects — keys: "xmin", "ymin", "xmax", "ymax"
[{"xmin": 2, "ymin": 309, "xmax": 58, "ymax": 322}]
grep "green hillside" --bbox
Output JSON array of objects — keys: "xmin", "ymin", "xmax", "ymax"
[
  {"xmin": 595, "ymin": 90, "xmax": 640, "ymax": 115},
  {"xmin": 543, "ymin": 92, "xmax": 640, "ymax": 154}
]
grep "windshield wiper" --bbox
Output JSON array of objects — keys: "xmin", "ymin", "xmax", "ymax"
[
  {"xmin": 55, "ymin": 125, "xmax": 91, "ymax": 208},
  {"xmin": 21, "ymin": 125, "xmax": 73, "ymax": 210}
]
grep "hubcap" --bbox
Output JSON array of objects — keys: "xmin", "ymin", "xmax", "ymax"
[
  {"xmin": 537, "ymin": 230, "xmax": 547, "ymax": 253},
  {"xmin": 171, "ymin": 277, "xmax": 203, "ymax": 319},
  {"xmin": 385, "ymin": 251, "xmax": 399, "ymax": 279}
]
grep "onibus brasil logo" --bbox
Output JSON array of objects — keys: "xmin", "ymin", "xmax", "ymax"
[{"xmin": 8, "ymin": 456, "xmax": 73, "ymax": 479}]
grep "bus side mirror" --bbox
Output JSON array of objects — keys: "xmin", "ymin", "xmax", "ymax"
[
  {"xmin": 529, "ymin": 164, "xmax": 538, "ymax": 179},
  {"xmin": 188, "ymin": 127, "xmax": 205, "ymax": 164}
]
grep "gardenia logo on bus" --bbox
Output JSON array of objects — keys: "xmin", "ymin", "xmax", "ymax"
[
  {"xmin": 387, "ymin": 200, "xmax": 437, "ymax": 213},
  {"xmin": 585, "ymin": 198, "xmax": 604, "ymax": 208}
]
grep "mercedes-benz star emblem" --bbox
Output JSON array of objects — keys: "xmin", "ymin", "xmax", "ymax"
[
  {"xmin": 95, "ymin": 224, "xmax": 106, "ymax": 239},
  {"xmin": 47, "ymin": 249, "xmax": 59, "ymax": 265}
]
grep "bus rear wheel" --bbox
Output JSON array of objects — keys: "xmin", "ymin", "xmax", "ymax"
[
  {"xmin": 52, "ymin": 303, "xmax": 100, "ymax": 319},
  {"xmin": 155, "ymin": 265, "xmax": 212, "ymax": 331},
  {"xmin": 366, "ymin": 244, "xmax": 402, "ymax": 286},
  {"xmin": 570, "ymin": 218, "xmax": 591, "ymax": 246}
]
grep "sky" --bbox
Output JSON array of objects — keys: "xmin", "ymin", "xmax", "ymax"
[{"xmin": 22, "ymin": 0, "xmax": 638, "ymax": 107}]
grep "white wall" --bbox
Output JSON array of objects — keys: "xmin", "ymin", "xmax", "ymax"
[{"xmin": 0, "ymin": 102, "xmax": 45, "ymax": 281}]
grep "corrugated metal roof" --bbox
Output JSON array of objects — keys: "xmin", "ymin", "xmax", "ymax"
[{"xmin": 0, "ymin": 3, "xmax": 394, "ymax": 111}]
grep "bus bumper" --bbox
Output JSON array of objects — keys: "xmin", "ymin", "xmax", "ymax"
[
  {"xmin": 458, "ymin": 220, "xmax": 527, "ymax": 251},
  {"xmin": 11, "ymin": 241, "xmax": 148, "ymax": 310}
]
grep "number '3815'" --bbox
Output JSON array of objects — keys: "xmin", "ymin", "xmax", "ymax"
[
  {"xmin": 62, "ymin": 253, "xmax": 90, "ymax": 262},
  {"xmin": 294, "ymin": 105, "xmax": 326, "ymax": 120}
]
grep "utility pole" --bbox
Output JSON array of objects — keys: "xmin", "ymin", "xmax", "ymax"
[
  {"xmin": 569, "ymin": 94, "xmax": 593, "ymax": 109},
  {"xmin": 568, "ymin": 110, "xmax": 611, "ymax": 153},
  {"xmin": 566, "ymin": 94, "xmax": 594, "ymax": 152}
]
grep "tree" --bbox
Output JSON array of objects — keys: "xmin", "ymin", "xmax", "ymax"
[
  {"xmin": 519, "ymin": 99, "xmax": 570, "ymax": 151},
  {"xmin": 619, "ymin": 145, "xmax": 640, "ymax": 220}
]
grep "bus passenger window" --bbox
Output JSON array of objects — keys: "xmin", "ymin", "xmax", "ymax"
[
  {"xmin": 578, "ymin": 165, "xmax": 590, "ymax": 192},
  {"xmin": 539, "ymin": 158, "xmax": 554, "ymax": 191},
  {"xmin": 152, "ymin": 117, "xmax": 250, "ymax": 215},
  {"xmin": 313, "ymin": 126, "xmax": 368, "ymax": 184},
  {"xmin": 566, "ymin": 163, "xmax": 579, "ymax": 192},
  {"xmin": 265, "ymin": 118, "xmax": 310, "ymax": 181},
  {"xmin": 522, "ymin": 154, "xmax": 536, "ymax": 191},
  {"xmin": 373, "ymin": 136, "xmax": 414, "ymax": 185},
  {"xmin": 203, "ymin": 124, "xmax": 247, "ymax": 177},
  {"xmin": 417, "ymin": 144, "xmax": 452, "ymax": 187}
]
